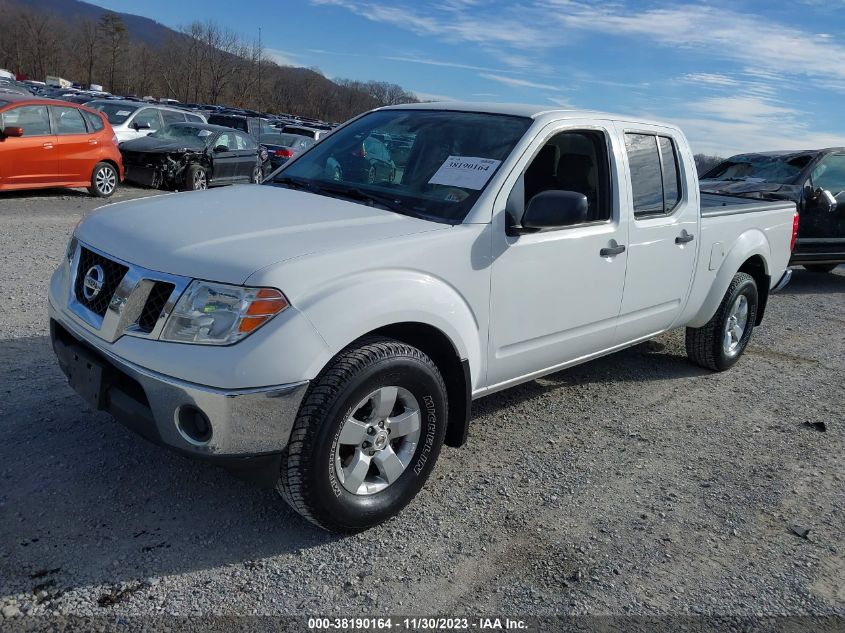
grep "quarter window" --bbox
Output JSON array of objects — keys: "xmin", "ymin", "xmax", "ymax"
[
  {"xmin": 1, "ymin": 105, "xmax": 51, "ymax": 136},
  {"xmin": 625, "ymin": 133, "xmax": 684, "ymax": 217},
  {"xmin": 81, "ymin": 110, "xmax": 105, "ymax": 132},
  {"xmin": 53, "ymin": 106, "xmax": 87, "ymax": 135}
]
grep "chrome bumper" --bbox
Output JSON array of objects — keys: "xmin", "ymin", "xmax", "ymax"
[
  {"xmin": 772, "ymin": 268, "xmax": 793, "ymax": 293},
  {"xmin": 50, "ymin": 307, "xmax": 309, "ymax": 459}
]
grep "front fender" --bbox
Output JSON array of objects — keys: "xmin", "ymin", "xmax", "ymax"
[
  {"xmin": 295, "ymin": 268, "xmax": 483, "ymax": 389},
  {"xmin": 687, "ymin": 229, "xmax": 770, "ymax": 328}
]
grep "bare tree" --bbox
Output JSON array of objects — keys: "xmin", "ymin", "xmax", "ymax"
[{"xmin": 98, "ymin": 12, "xmax": 128, "ymax": 93}]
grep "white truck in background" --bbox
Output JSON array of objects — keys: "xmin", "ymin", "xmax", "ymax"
[{"xmin": 49, "ymin": 103, "xmax": 798, "ymax": 532}]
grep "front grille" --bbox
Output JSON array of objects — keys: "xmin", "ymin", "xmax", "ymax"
[
  {"xmin": 73, "ymin": 247, "xmax": 129, "ymax": 317},
  {"xmin": 137, "ymin": 282, "xmax": 175, "ymax": 333}
]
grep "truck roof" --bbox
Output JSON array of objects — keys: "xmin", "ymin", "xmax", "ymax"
[{"xmin": 382, "ymin": 101, "xmax": 672, "ymax": 128}]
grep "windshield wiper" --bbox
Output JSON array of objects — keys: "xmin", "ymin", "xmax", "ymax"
[
  {"xmin": 309, "ymin": 183, "xmax": 406, "ymax": 214},
  {"xmin": 269, "ymin": 175, "xmax": 315, "ymax": 191}
]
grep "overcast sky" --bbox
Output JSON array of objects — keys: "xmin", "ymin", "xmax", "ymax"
[{"xmin": 94, "ymin": 0, "xmax": 845, "ymax": 156}]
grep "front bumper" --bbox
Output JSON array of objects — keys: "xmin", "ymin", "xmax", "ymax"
[{"xmin": 50, "ymin": 312, "xmax": 309, "ymax": 466}]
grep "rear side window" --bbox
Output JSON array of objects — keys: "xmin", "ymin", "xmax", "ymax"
[
  {"xmin": 133, "ymin": 108, "xmax": 162, "ymax": 131},
  {"xmin": 625, "ymin": 133, "xmax": 684, "ymax": 217},
  {"xmin": 185, "ymin": 113, "xmax": 204, "ymax": 123},
  {"xmin": 2, "ymin": 105, "xmax": 51, "ymax": 136},
  {"xmin": 53, "ymin": 106, "xmax": 87, "ymax": 135},
  {"xmin": 81, "ymin": 110, "xmax": 104, "ymax": 132},
  {"xmin": 162, "ymin": 109, "xmax": 186, "ymax": 124}
]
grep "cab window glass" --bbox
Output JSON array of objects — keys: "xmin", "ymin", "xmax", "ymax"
[
  {"xmin": 519, "ymin": 129, "xmax": 611, "ymax": 224},
  {"xmin": 53, "ymin": 106, "xmax": 87, "ymax": 135},
  {"xmin": 2, "ymin": 105, "xmax": 51, "ymax": 136},
  {"xmin": 658, "ymin": 136, "xmax": 682, "ymax": 212},
  {"xmin": 810, "ymin": 155, "xmax": 845, "ymax": 196},
  {"xmin": 625, "ymin": 133, "xmax": 664, "ymax": 216}
]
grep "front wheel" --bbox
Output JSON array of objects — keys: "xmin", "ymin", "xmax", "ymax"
[
  {"xmin": 803, "ymin": 264, "xmax": 837, "ymax": 273},
  {"xmin": 686, "ymin": 272, "xmax": 758, "ymax": 371},
  {"xmin": 88, "ymin": 162, "xmax": 118, "ymax": 197},
  {"xmin": 186, "ymin": 165, "xmax": 207, "ymax": 190},
  {"xmin": 277, "ymin": 337, "xmax": 448, "ymax": 532}
]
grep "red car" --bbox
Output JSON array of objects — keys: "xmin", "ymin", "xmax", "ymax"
[{"xmin": 0, "ymin": 94, "xmax": 123, "ymax": 197}]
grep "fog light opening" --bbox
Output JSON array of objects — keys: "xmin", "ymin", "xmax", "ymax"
[{"xmin": 176, "ymin": 406, "xmax": 213, "ymax": 445}]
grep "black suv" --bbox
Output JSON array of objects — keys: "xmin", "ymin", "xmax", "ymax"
[{"xmin": 206, "ymin": 113, "xmax": 272, "ymax": 140}]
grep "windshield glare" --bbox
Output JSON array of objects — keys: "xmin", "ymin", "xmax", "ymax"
[
  {"xmin": 270, "ymin": 109, "xmax": 532, "ymax": 223},
  {"xmin": 705, "ymin": 155, "xmax": 812, "ymax": 183},
  {"xmin": 89, "ymin": 102, "xmax": 139, "ymax": 125}
]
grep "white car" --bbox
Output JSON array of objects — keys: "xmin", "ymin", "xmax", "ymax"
[
  {"xmin": 85, "ymin": 100, "xmax": 206, "ymax": 143},
  {"xmin": 49, "ymin": 103, "xmax": 797, "ymax": 532}
]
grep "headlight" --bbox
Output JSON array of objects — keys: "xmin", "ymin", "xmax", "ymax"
[{"xmin": 161, "ymin": 281, "xmax": 289, "ymax": 345}]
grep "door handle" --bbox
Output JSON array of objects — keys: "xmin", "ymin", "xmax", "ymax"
[
  {"xmin": 600, "ymin": 244, "xmax": 626, "ymax": 257},
  {"xmin": 675, "ymin": 230, "xmax": 695, "ymax": 244},
  {"xmin": 88, "ymin": 139, "xmax": 98, "ymax": 145},
  {"xmin": 42, "ymin": 142, "xmax": 54, "ymax": 149}
]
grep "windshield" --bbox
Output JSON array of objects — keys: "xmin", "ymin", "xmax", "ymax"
[
  {"xmin": 152, "ymin": 124, "xmax": 215, "ymax": 145},
  {"xmin": 269, "ymin": 109, "xmax": 531, "ymax": 224},
  {"xmin": 88, "ymin": 102, "xmax": 139, "ymax": 125},
  {"xmin": 704, "ymin": 154, "xmax": 813, "ymax": 184}
]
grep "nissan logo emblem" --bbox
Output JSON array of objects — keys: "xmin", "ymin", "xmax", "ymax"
[{"xmin": 82, "ymin": 264, "xmax": 106, "ymax": 300}]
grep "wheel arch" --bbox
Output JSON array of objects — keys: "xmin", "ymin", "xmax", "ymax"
[
  {"xmin": 687, "ymin": 230, "xmax": 771, "ymax": 328},
  {"xmin": 367, "ymin": 322, "xmax": 471, "ymax": 448}
]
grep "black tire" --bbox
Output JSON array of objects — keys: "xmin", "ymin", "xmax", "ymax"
[
  {"xmin": 686, "ymin": 272, "xmax": 758, "ymax": 371},
  {"xmin": 277, "ymin": 337, "xmax": 448, "ymax": 532},
  {"xmin": 803, "ymin": 264, "xmax": 837, "ymax": 273},
  {"xmin": 87, "ymin": 162, "xmax": 118, "ymax": 198},
  {"xmin": 185, "ymin": 164, "xmax": 207, "ymax": 190}
]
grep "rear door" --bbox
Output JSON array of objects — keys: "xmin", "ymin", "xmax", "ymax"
[
  {"xmin": 51, "ymin": 105, "xmax": 94, "ymax": 181},
  {"xmin": 0, "ymin": 104, "xmax": 58, "ymax": 186},
  {"xmin": 613, "ymin": 124, "xmax": 699, "ymax": 344}
]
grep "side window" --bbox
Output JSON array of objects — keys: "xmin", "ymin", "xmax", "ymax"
[
  {"xmin": 162, "ymin": 109, "xmax": 186, "ymax": 125},
  {"xmin": 658, "ymin": 136, "xmax": 682, "ymax": 212},
  {"xmin": 2, "ymin": 105, "xmax": 51, "ymax": 136},
  {"xmin": 186, "ymin": 113, "xmax": 204, "ymax": 123},
  {"xmin": 519, "ymin": 129, "xmax": 611, "ymax": 224},
  {"xmin": 132, "ymin": 108, "xmax": 162, "ymax": 131},
  {"xmin": 53, "ymin": 106, "xmax": 88, "ymax": 135},
  {"xmin": 216, "ymin": 133, "xmax": 235, "ymax": 151},
  {"xmin": 234, "ymin": 133, "xmax": 254, "ymax": 151},
  {"xmin": 81, "ymin": 110, "xmax": 105, "ymax": 132},
  {"xmin": 810, "ymin": 155, "xmax": 845, "ymax": 196},
  {"xmin": 625, "ymin": 133, "xmax": 664, "ymax": 216}
]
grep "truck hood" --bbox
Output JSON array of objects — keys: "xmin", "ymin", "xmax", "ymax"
[{"xmin": 76, "ymin": 185, "xmax": 448, "ymax": 284}]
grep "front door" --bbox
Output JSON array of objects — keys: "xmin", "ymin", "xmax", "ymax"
[
  {"xmin": 0, "ymin": 104, "xmax": 58, "ymax": 186},
  {"xmin": 210, "ymin": 132, "xmax": 238, "ymax": 183},
  {"xmin": 613, "ymin": 125, "xmax": 699, "ymax": 344},
  {"xmin": 487, "ymin": 123, "xmax": 629, "ymax": 390},
  {"xmin": 801, "ymin": 153, "xmax": 845, "ymax": 245}
]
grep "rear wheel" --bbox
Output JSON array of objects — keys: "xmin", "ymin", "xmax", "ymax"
[
  {"xmin": 186, "ymin": 165, "xmax": 207, "ymax": 190},
  {"xmin": 803, "ymin": 264, "xmax": 837, "ymax": 273},
  {"xmin": 277, "ymin": 337, "xmax": 448, "ymax": 532},
  {"xmin": 686, "ymin": 272, "xmax": 758, "ymax": 371},
  {"xmin": 88, "ymin": 162, "xmax": 117, "ymax": 198}
]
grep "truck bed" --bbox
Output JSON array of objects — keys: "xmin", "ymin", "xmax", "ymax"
[{"xmin": 700, "ymin": 192, "xmax": 794, "ymax": 217}]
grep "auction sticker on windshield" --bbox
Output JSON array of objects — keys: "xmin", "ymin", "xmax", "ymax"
[{"xmin": 429, "ymin": 156, "xmax": 502, "ymax": 190}]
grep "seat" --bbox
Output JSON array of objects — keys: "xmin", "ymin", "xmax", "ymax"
[
  {"xmin": 556, "ymin": 154, "xmax": 599, "ymax": 220},
  {"xmin": 524, "ymin": 144, "xmax": 560, "ymax": 204}
]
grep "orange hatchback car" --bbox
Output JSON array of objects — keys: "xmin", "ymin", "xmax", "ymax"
[{"xmin": 0, "ymin": 94, "xmax": 124, "ymax": 197}]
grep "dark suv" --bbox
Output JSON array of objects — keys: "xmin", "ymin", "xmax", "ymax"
[
  {"xmin": 206, "ymin": 113, "xmax": 270, "ymax": 140},
  {"xmin": 701, "ymin": 148, "xmax": 845, "ymax": 272}
]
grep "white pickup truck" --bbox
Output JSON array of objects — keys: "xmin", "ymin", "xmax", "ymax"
[{"xmin": 49, "ymin": 103, "xmax": 798, "ymax": 532}]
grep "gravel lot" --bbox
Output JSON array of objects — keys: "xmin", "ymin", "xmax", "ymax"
[{"xmin": 0, "ymin": 185, "xmax": 843, "ymax": 622}]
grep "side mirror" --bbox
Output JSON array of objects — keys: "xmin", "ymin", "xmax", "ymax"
[
  {"xmin": 133, "ymin": 121, "xmax": 151, "ymax": 130},
  {"xmin": 813, "ymin": 188, "xmax": 838, "ymax": 213},
  {"xmin": 213, "ymin": 145, "xmax": 229, "ymax": 153},
  {"xmin": 1, "ymin": 126, "xmax": 23, "ymax": 138},
  {"xmin": 513, "ymin": 190, "xmax": 589, "ymax": 234}
]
